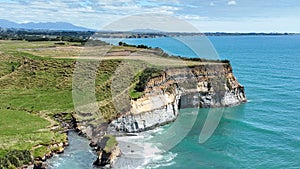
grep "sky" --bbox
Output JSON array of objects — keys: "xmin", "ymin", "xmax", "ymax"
[{"xmin": 0, "ymin": 0, "xmax": 299, "ymax": 32}]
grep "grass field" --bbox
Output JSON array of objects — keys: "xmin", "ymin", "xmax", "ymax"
[
  {"xmin": 0, "ymin": 109, "xmax": 66, "ymax": 154},
  {"xmin": 0, "ymin": 41, "xmax": 79, "ymax": 168},
  {"xmin": 0, "ymin": 109, "xmax": 67, "ymax": 168}
]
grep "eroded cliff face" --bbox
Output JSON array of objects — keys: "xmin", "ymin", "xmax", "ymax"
[{"xmin": 108, "ymin": 63, "xmax": 246, "ymax": 133}]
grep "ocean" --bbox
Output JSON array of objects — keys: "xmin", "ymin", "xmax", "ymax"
[{"xmin": 47, "ymin": 35, "xmax": 300, "ymax": 169}]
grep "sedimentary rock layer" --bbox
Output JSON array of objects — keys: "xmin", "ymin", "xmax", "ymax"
[{"xmin": 109, "ymin": 63, "xmax": 247, "ymax": 133}]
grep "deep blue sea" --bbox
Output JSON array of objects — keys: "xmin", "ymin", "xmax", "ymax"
[{"xmin": 47, "ymin": 35, "xmax": 300, "ymax": 169}]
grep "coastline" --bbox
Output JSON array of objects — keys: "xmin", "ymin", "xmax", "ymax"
[
  {"xmin": 43, "ymin": 58, "xmax": 246, "ymax": 169},
  {"xmin": 0, "ymin": 37, "xmax": 247, "ymax": 168},
  {"xmin": 46, "ymin": 131, "xmax": 97, "ymax": 169},
  {"xmin": 1, "ymin": 34, "xmax": 297, "ymax": 169}
]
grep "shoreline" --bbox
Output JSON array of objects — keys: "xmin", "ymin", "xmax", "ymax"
[
  {"xmin": 45, "ymin": 130, "xmax": 97, "ymax": 169},
  {"xmin": 0, "ymin": 38, "xmax": 247, "ymax": 168},
  {"xmin": 21, "ymin": 131, "xmax": 70, "ymax": 169}
]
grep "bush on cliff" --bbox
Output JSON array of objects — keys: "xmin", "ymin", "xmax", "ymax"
[
  {"xmin": 129, "ymin": 67, "xmax": 161, "ymax": 99},
  {"xmin": 0, "ymin": 150, "xmax": 32, "ymax": 168},
  {"xmin": 134, "ymin": 67, "xmax": 161, "ymax": 92}
]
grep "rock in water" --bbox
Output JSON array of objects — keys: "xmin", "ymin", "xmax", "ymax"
[
  {"xmin": 33, "ymin": 161, "xmax": 47, "ymax": 169},
  {"xmin": 93, "ymin": 135, "xmax": 121, "ymax": 168}
]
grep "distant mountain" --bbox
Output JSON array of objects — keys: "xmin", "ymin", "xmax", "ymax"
[
  {"xmin": 0, "ymin": 19, "xmax": 92, "ymax": 31},
  {"xmin": 0, "ymin": 19, "xmax": 19, "ymax": 28}
]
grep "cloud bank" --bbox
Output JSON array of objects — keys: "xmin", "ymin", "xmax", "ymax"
[{"xmin": 0, "ymin": 0, "xmax": 299, "ymax": 32}]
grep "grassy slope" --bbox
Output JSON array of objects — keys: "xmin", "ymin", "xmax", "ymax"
[
  {"xmin": 0, "ymin": 41, "xmax": 130, "ymax": 166},
  {"xmin": 0, "ymin": 41, "xmax": 83, "ymax": 168},
  {"xmin": 0, "ymin": 110, "xmax": 65, "ymax": 156}
]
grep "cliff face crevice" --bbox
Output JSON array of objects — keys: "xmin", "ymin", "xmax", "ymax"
[{"xmin": 108, "ymin": 63, "xmax": 246, "ymax": 133}]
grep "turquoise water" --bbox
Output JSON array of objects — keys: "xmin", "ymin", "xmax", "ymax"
[
  {"xmin": 48, "ymin": 36, "xmax": 300, "ymax": 168},
  {"xmin": 122, "ymin": 36, "xmax": 300, "ymax": 168}
]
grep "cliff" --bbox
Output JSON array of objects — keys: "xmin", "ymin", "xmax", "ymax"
[{"xmin": 108, "ymin": 63, "xmax": 246, "ymax": 133}]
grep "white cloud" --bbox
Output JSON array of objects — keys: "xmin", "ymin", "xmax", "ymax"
[
  {"xmin": 178, "ymin": 14, "xmax": 208, "ymax": 20},
  {"xmin": 190, "ymin": 17, "xmax": 300, "ymax": 33},
  {"xmin": 103, "ymin": 14, "xmax": 200, "ymax": 32},
  {"xmin": 227, "ymin": 0, "xmax": 237, "ymax": 6},
  {"xmin": 0, "ymin": 0, "xmax": 182, "ymax": 29},
  {"xmin": 0, "ymin": 0, "xmax": 299, "ymax": 32}
]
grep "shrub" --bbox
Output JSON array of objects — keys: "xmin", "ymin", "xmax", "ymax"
[
  {"xmin": 6, "ymin": 155, "xmax": 20, "ymax": 167},
  {"xmin": 134, "ymin": 67, "xmax": 161, "ymax": 92},
  {"xmin": 0, "ymin": 150, "xmax": 33, "ymax": 168}
]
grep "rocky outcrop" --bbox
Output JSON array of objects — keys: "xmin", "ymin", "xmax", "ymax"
[
  {"xmin": 108, "ymin": 63, "xmax": 246, "ymax": 133},
  {"xmin": 31, "ymin": 140, "xmax": 68, "ymax": 169},
  {"xmin": 93, "ymin": 135, "xmax": 121, "ymax": 168}
]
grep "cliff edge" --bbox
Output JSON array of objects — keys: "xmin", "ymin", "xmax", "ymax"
[{"xmin": 108, "ymin": 63, "xmax": 246, "ymax": 133}]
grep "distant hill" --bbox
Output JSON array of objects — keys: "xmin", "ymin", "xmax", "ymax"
[
  {"xmin": 0, "ymin": 19, "xmax": 92, "ymax": 31},
  {"xmin": 130, "ymin": 29, "xmax": 163, "ymax": 33}
]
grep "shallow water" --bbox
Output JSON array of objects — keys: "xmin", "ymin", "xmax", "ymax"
[{"xmin": 46, "ymin": 131, "xmax": 96, "ymax": 169}]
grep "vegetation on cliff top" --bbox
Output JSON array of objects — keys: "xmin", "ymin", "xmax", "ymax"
[
  {"xmin": 102, "ymin": 135, "xmax": 118, "ymax": 153},
  {"xmin": 129, "ymin": 67, "xmax": 162, "ymax": 99}
]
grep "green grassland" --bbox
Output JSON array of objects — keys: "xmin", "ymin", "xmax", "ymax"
[
  {"xmin": 0, "ymin": 109, "xmax": 67, "ymax": 168},
  {"xmin": 0, "ymin": 40, "xmax": 121, "ymax": 168}
]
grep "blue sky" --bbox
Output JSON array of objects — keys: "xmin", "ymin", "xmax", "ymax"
[{"xmin": 0, "ymin": 0, "xmax": 299, "ymax": 32}]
